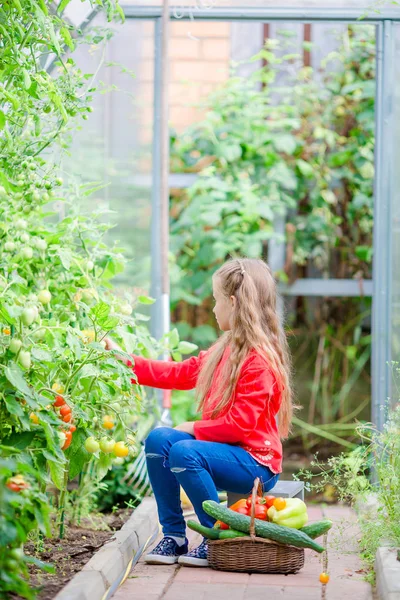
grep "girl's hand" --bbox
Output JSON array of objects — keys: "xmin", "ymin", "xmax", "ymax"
[
  {"xmin": 104, "ymin": 337, "xmax": 121, "ymax": 352},
  {"xmin": 174, "ymin": 421, "xmax": 195, "ymax": 435}
]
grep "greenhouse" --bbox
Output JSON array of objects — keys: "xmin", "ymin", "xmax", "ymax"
[{"xmin": 0, "ymin": 1, "xmax": 399, "ymax": 599}]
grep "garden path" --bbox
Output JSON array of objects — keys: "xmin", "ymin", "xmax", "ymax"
[{"xmin": 113, "ymin": 505, "xmax": 373, "ymax": 600}]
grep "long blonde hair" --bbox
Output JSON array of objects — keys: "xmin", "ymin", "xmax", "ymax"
[{"xmin": 196, "ymin": 258, "xmax": 296, "ymax": 439}]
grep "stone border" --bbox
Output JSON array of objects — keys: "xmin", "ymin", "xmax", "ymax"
[
  {"xmin": 54, "ymin": 497, "xmax": 159, "ymax": 600},
  {"xmin": 375, "ymin": 547, "xmax": 400, "ymax": 600}
]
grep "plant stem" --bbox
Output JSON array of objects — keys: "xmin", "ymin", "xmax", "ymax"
[{"xmin": 58, "ymin": 460, "xmax": 70, "ymax": 539}]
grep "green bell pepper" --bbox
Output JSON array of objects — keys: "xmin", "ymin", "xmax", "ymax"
[{"xmin": 267, "ymin": 498, "xmax": 308, "ymax": 529}]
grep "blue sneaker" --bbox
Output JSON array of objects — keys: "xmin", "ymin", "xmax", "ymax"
[
  {"xmin": 178, "ymin": 539, "xmax": 208, "ymax": 567},
  {"xmin": 144, "ymin": 536, "xmax": 189, "ymax": 565}
]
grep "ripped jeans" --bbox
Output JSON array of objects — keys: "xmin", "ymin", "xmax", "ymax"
[{"xmin": 145, "ymin": 427, "xmax": 279, "ymax": 538}]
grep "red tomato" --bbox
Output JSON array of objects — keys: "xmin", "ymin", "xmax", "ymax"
[
  {"xmin": 236, "ymin": 506, "xmax": 250, "ymax": 516},
  {"xmin": 62, "ymin": 431, "xmax": 72, "ymax": 450},
  {"xmin": 254, "ymin": 504, "xmax": 268, "ymax": 520},
  {"xmin": 53, "ymin": 395, "xmax": 65, "ymax": 407},
  {"xmin": 246, "ymin": 495, "xmax": 267, "ymax": 508},
  {"xmin": 264, "ymin": 495, "xmax": 276, "ymax": 509},
  {"xmin": 60, "ymin": 405, "xmax": 71, "ymax": 417},
  {"xmin": 62, "ymin": 413, "xmax": 72, "ymax": 423},
  {"xmin": 69, "ymin": 425, "xmax": 76, "ymax": 433},
  {"xmin": 7, "ymin": 482, "xmax": 21, "ymax": 492}
]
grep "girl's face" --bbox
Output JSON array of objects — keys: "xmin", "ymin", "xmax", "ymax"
[{"xmin": 212, "ymin": 278, "xmax": 236, "ymax": 331}]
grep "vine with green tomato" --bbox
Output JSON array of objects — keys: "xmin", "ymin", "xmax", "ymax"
[{"xmin": 0, "ymin": 1, "xmax": 193, "ymax": 597}]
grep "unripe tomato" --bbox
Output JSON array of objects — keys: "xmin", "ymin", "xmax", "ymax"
[
  {"xmin": 5, "ymin": 241, "xmax": 16, "ymax": 252},
  {"xmin": 30, "ymin": 412, "xmax": 39, "ymax": 425},
  {"xmin": 55, "ymin": 177, "xmax": 63, "ymax": 186},
  {"xmin": 21, "ymin": 307, "xmax": 36, "ymax": 326},
  {"xmin": 120, "ymin": 303, "xmax": 133, "ymax": 316},
  {"xmin": 15, "ymin": 219, "xmax": 27, "ymax": 230},
  {"xmin": 113, "ymin": 442, "xmax": 129, "ymax": 458},
  {"xmin": 36, "ymin": 238, "xmax": 47, "ymax": 250},
  {"xmin": 58, "ymin": 431, "xmax": 67, "ymax": 447},
  {"xmin": 319, "ymin": 573, "xmax": 330, "ymax": 584},
  {"xmin": 86, "ymin": 260, "xmax": 94, "ymax": 271},
  {"xmin": 53, "ymin": 395, "xmax": 65, "ymax": 407},
  {"xmin": 59, "ymin": 405, "xmax": 71, "ymax": 417},
  {"xmin": 38, "ymin": 289, "xmax": 51, "ymax": 304},
  {"xmin": 52, "ymin": 382, "xmax": 65, "ymax": 394},
  {"xmin": 21, "ymin": 247, "xmax": 33, "ymax": 260},
  {"xmin": 18, "ymin": 351, "xmax": 31, "ymax": 370},
  {"xmin": 113, "ymin": 457, "xmax": 125, "ymax": 466},
  {"xmin": 9, "ymin": 338, "xmax": 22, "ymax": 354},
  {"xmin": 81, "ymin": 329, "xmax": 95, "ymax": 344},
  {"xmin": 102, "ymin": 415, "xmax": 114, "ymax": 430},
  {"xmin": 20, "ymin": 233, "xmax": 29, "ymax": 243},
  {"xmin": 62, "ymin": 431, "xmax": 72, "ymax": 450},
  {"xmin": 85, "ymin": 437, "xmax": 100, "ymax": 453},
  {"xmin": 62, "ymin": 412, "xmax": 72, "ymax": 423},
  {"xmin": 99, "ymin": 437, "xmax": 116, "ymax": 454},
  {"xmin": 111, "ymin": 402, "xmax": 121, "ymax": 412}
]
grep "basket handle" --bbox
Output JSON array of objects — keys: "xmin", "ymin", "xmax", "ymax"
[{"xmin": 249, "ymin": 477, "xmax": 263, "ymax": 539}]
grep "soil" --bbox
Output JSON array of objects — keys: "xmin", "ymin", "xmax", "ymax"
[{"xmin": 10, "ymin": 509, "xmax": 132, "ymax": 600}]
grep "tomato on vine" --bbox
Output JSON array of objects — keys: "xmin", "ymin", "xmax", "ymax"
[
  {"xmin": 113, "ymin": 442, "xmax": 129, "ymax": 458},
  {"xmin": 62, "ymin": 431, "xmax": 72, "ymax": 450},
  {"xmin": 53, "ymin": 395, "xmax": 65, "ymax": 407},
  {"xmin": 102, "ymin": 415, "xmax": 114, "ymax": 430},
  {"xmin": 59, "ymin": 405, "xmax": 71, "ymax": 418},
  {"xmin": 84, "ymin": 437, "xmax": 100, "ymax": 454},
  {"xmin": 99, "ymin": 437, "xmax": 116, "ymax": 454}
]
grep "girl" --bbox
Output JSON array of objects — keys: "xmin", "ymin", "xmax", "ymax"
[{"xmin": 106, "ymin": 258, "xmax": 294, "ymax": 568}]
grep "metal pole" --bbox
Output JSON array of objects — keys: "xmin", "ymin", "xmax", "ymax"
[
  {"xmin": 160, "ymin": 0, "xmax": 171, "ymax": 339},
  {"xmin": 371, "ymin": 21, "xmax": 394, "ymax": 433}
]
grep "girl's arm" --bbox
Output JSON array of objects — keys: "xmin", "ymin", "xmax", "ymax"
[
  {"xmin": 193, "ymin": 357, "xmax": 276, "ymax": 443},
  {"xmin": 105, "ymin": 337, "xmax": 207, "ymax": 391}
]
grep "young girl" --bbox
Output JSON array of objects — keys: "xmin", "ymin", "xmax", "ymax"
[{"xmin": 107, "ymin": 258, "xmax": 294, "ymax": 568}]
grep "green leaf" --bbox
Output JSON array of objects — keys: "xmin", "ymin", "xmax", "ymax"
[
  {"xmin": 0, "ymin": 300, "xmax": 16, "ymax": 325},
  {"xmin": 178, "ymin": 341, "xmax": 197, "ymax": 355},
  {"xmin": 48, "ymin": 460, "xmax": 65, "ymax": 491},
  {"xmin": 66, "ymin": 330, "xmax": 82, "ymax": 359},
  {"xmin": 60, "ymin": 27, "xmax": 74, "ymax": 51},
  {"xmin": 5, "ymin": 363, "xmax": 32, "ymax": 399},
  {"xmin": 273, "ymin": 134, "xmax": 297, "ymax": 155},
  {"xmin": 31, "ymin": 348, "xmax": 53, "ymax": 362},
  {"xmin": 168, "ymin": 328, "xmax": 180, "ymax": 348},
  {"xmin": 4, "ymin": 396, "xmax": 24, "ymax": 417},
  {"xmin": 3, "ymin": 431, "xmax": 35, "ymax": 450},
  {"xmin": 67, "ymin": 429, "xmax": 90, "ymax": 479},
  {"xmin": 57, "ymin": 0, "xmax": 72, "ymax": 13},
  {"xmin": 172, "ymin": 352, "xmax": 182, "ymax": 362},
  {"xmin": 138, "ymin": 295, "xmax": 155, "ymax": 305},
  {"xmin": 296, "ymin": 159, "xmax": 314, "ymax": 178},
  {"xmin": 0, "ymin": 110, "xmax": 6, "ymax": 130},
  {"xmin": 57, "ymin": 248, "xmax": 72, "ymax": 270},
  {"xmin": 96, "ymin": 453, "xmax": 113, "ymax": 481}
]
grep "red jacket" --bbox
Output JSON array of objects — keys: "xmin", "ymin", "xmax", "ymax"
[{"xmin": 131, "ymin": 347, "xmax": 283, "ymax": 474}]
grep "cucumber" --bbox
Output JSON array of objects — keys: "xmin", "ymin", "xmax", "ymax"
[
  {"xmin": 219, "ymin": 529, "xmax": 247, "ymax": 540},
  {"xmin": 299, "ymin": 520, "xmax": 333, "ymax": 539},
  {"xmin": 187, "ymin": 520, "xmax": 220, "ymax": 540},
  {"xmin": 202, "ymin": 501, "xmax": 324, "ymax": 553}
]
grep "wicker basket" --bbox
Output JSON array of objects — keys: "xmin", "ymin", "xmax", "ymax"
[{"xmin": 207, "ymin": 478, "xmax": 305, "ymax": 574}]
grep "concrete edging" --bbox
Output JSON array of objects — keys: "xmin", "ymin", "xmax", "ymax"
[
  {"xmin": 54, "ymin": 497, "xmax": 159, "ymax": 600},
  {"xmin": 375, "ymin": 547, "xmax": 400, "ymax": 600}
]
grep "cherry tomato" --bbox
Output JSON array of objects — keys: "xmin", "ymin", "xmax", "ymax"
[
  {"xmin": 30, "ymin": 412, "xmax": 39, "ymax": 425},
  {"xmin": 52, "ymin": 382, "xmax": 65, "ymax": 394},
  {"xmin": 264, "ymin": 495, "xmax": 277, "ymax": 509},
  {"xmin": 9, "ymin": 338, "xmax": 22, "ymax": 354},
  {"xmin": 236, "ymin": 506, "xmax": 250, "ymax": 516},
  {"xmin": 62, "ymin": 431, "xmax": 72, "ymax": 450},
  {"xmin": 273, "ymin": 497, "xmax": 287, "ymax": 511},
  {"xmin": 53, "ymin": 395, "xmax": 65, "ymax": 407},
  {"xmin": 253, "ymin": 504, "xmax": 268, "ymax": 520},
  {"xmin": 319, "ymin": 573, "xmax": 330, "ymax": 584},
  {"xmin": 102, "ymin": 415, "xmax": 114, "ymax": 430},
  {"xmin": 59, "ymin": 405, "xmax": 71, "ymax": 417},
  {"xmin": 7, "ymin": 482, "xmax": 21, "ymax": 492},
  {"xmin": 84, "ymin": 437, "xmax": 99, "ymax": 453},
  {"xmin": 99, "ymin": 437, "xmax": 116, "ymax": 454},
  {"xmin": 214, "ymin": 520, "xmax": 230, "ymax": 530},
  {"xmin": 113, "ymin": 442, "xmax": 129, "ymax": 457},
  {"xmin": 38, "ymin": 289, "xmax": 51, "ymax": 304},
  {"xmin": 69, "ymin": 425, "xmax": 76, "ymax": 433},
  {"xmin": 62, "ymin": 413, "xmax": 72, "ymax": 423}
]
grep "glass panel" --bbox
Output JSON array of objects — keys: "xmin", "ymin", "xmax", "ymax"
[
  {"xmin": 392, "ymin": 25, "xmax": 400, "ymax": 406},
  {"xmin": 63, "ymin": 17, "xmax": 154, "ymax": 295}
]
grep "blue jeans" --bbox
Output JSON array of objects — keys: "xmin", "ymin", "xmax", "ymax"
[{"xmin": 145, "ymin": 427, "xmax": 279, "ymax": 537}]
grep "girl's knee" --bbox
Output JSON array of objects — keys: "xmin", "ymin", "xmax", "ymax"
[
  {"xmin": 169, "ymin": 440, "xmax": 198, "ymax": 472},
  {"xmin": 145, "ymin": 426, "xmax": 175, "ymax": 455}
]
